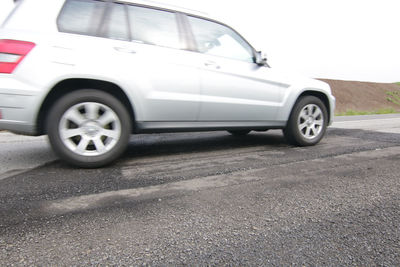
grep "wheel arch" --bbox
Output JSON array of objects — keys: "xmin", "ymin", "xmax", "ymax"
[
  {"xmin": 37, "ymin": 78, "xmax": 136, "ymax": 135},
  {"xmin": 297, "ymin": 91, "xmax": 332, "ymax": 123},
  {"xmin": 283, "ymin": 90, "xmax": 332, "ymax": 126}
]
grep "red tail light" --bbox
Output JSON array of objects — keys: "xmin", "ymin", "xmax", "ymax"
[{"xmin": 0, "ymin": 39, "xmax": 35, "ymax": 74}]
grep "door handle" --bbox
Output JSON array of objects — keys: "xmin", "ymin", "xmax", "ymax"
[
  {"xmin": 204, "ymin": 61, "xmax": 221, "ymax": 69},
  {"xmin": 114, "ymin": 47, "xmax": 136, "ymax": 54}
]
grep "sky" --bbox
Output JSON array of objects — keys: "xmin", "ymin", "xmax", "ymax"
[{"xmin": 1, "ymin": 0, "xmax": 399, "ymax": 83}]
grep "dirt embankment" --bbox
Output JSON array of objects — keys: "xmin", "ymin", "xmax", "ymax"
[{"xmin": 319, "ymin": 79, "xmax": 400, "ymax": 114}]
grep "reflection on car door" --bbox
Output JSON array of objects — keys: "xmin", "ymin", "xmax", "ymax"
[
  {"xmin": 187, "ymin": 16, "xmax": 286, "ymax": 122},
  {"xmin": 104, "ymin": 4, "xmax": 202, "ymax": 122}
]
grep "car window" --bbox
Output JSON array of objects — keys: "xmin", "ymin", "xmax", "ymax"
[
  {"xmin": 58, "ymin": 0, "xmax": 106, "ymax": 35},
  {"xmin": 103, "ymin": 3, "xmax": 129, "ymax": 41},
  {"xmin": 187, "ymin": 16, "xmax": 254, "ymax": 63},
  {"xmin": 126, "ymin": 5, "xmax": 182, "ymax": 49}
]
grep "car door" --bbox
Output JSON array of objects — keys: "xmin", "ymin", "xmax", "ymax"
[
  {"xmin": 185, "ymin": 16, "xmax": 287, "ymax": 122},
  {"xmin": 101, "ymin": 3, "xmax": 202, "ymax": 122}
]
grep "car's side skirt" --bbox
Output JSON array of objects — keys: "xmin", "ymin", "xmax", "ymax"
[{"xmin": 135, "ymin": 121, "xmax": 286, "ymax": 134}]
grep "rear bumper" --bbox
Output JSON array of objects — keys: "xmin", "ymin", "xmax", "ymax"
[
  {"xmin": 0, "ymin": 75, "xmax": 41, "ymax": 135},
  {"xmin": 0, "ymin": 120, "xmax": 36, "ymax": 135}
]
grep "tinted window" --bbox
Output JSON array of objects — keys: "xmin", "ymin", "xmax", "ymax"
[
  {"xmin": 127, "ymin": 6, "xmax": 182, "ymax": 49},
  {"xmin": 188, "ymin": 16, "xmax": 254, "ymax": 63},
  {"xmin": 58, "ymin": 0, "xmax": 105, "ymax": 35},
  {"xmin": 103, "ymin": 3, "xmax": 129, "ymax": 41}
]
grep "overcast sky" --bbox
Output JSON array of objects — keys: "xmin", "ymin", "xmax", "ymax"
[{"xmin": 1, "ymin": 0, "xmax": 399, "ymax": 83}]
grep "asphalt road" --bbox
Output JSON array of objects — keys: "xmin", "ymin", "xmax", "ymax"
[{"xmin": 1, "ymin": 114, "xmax": 400, "ymax": 265}]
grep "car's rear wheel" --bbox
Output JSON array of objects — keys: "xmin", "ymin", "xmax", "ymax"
[
  {"xmin": 228, "ymin": 130, "xmax": 251, "ymax": 136},
  {"xmin": 47, "ymin": 90, "xmax": 132, "ymax": 168},
  {"xmin": 283, "ymin": 96, "xmax": 328, "ymax": 146}
]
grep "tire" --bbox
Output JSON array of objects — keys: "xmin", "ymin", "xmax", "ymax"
[
  {"xmin": 283, "ymin": 96, "xmax": 328, "ymax": 146},
  {"xmin": 47, "ymin": 89, "xmax": 132, "ymax": 168},
  {"xmin": 228, "ymin": 130, "xmax": 251, "ymax": 136}
]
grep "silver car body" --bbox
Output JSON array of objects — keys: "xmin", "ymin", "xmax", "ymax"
[{"xmin": 0, "ymin": 0, "xmax": 335, "ymax": 136}]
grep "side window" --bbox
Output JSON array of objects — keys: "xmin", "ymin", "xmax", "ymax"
[
  {"xmin": 187, "ymin": 16, "xmax": 254, "ymax": 63},
  {"xmin": 126, "ymin": 6, "xmax": 182, "ymax": 49},
  {"xmin": 58, "ymin": 0, "xmax": 106, "ymax": 35},
  {"xmin": 103, "ymin": 3, "xmax": 129, "ymax": 41}
]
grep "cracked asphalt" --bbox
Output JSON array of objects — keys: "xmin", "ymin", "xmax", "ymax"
[{"xmin": 1, "ymin": 114, "xmax": 400, "ymax": 266}]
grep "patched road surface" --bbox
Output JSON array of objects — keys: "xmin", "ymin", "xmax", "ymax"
[{"xmin": 1, "ymin": 114, "xmax": 400, "ymax": 265}]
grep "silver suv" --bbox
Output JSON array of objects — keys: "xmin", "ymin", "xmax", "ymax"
[{"xmin": 0, "ymin": 0, "xmax": 335, "ymax": 167}]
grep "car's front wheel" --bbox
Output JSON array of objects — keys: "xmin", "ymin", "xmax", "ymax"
[
  {"xmin": 47, "ymin": 90, "xmax": 132, "ymax": 168},
  {"xmin": 283, "ymin": 96, "xmax": 328, "ymax": 146}
]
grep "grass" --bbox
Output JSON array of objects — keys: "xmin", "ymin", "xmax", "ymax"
[
  {"xmin": 336, "ymin": 108, "xmax": 398, "ymax": 116},
  {"xmin": 386, "ymin": 91, "xmax": 400, "ymax": 106}
]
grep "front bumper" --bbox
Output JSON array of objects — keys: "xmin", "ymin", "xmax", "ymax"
[{"xmin": 329, "ymin": 95, "xmax": 336, "ymax": 125}]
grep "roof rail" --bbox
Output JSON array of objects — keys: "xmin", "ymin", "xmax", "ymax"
[{"xmin": 121, "ymin": 0, "xmax": 209, "ymax": 17}]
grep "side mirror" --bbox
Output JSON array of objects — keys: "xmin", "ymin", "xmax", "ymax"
[{"xmin": 255, "ymin": 51, "xmax": 270, "ymax": 67}]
